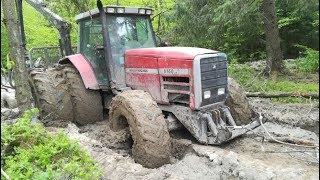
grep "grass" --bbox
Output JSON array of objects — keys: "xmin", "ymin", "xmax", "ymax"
[
  {"xmin": 1, "ymin": 109, "xmax": 102, "ymax": 179},
  {"xmin": 228, "ymin": 59, "xmax": 319, "ymax": 103}
]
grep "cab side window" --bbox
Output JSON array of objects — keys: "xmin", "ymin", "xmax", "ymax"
[{"xmin": 78, "ymin": 18, "xmax": 108, "ymax": 85}]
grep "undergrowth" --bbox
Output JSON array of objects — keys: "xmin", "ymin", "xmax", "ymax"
[
  {"xmin": 228, "ymin": 59, "xmax": 319, "ymax": 103},
  {"xmin": 295, "ymin": 46, "xmax": 319, "ymax": 73},
  {"xmin": 1, "ymin": 108, "xmax": 102, "ymax": 179}
]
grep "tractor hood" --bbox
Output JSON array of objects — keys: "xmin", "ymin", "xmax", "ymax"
[{"xmin": 125, "ymin": 47, "xmax": 219, "ymax": 60}]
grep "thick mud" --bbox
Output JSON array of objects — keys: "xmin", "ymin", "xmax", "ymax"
[
  {"xmin": 1, "ymin": 88, "xmax": 319, "ymax": 179},
  {"xmin": 249, "ymin": 98, "xmax": 319, "ymax": 135},
  {"xmin": 59, "ymin": 118, "xmax": 318, "ymax": 180},
  {"xmin": 55, "ymin": 96, "xmax": 319, "ymax": 180}
]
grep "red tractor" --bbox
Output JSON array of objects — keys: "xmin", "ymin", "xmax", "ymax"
[{"xmin": 29, "ymin": 1, "xmax": 261, "ymax": 168}]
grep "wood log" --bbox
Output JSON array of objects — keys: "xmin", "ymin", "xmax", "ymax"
[
  {"xmin": 267, "ymin": 137, "xmax": 318, "ymax": 147},
  {"xmin": 246, "ymin": 92, "xmax": 319, "ymax": 99}
]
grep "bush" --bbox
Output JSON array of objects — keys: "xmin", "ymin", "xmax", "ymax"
[
  {"xmin": 295, "ymin": 47, "xmax": 319, "ymax": 72},
  {"xmin": 228, "ymin": 62, "xmax": 319, "ymax": 103},
  {"xmin": 1, "ymin": 109, "xmax": 101, "ymax": 179},
  {"xmin": 228, "ymin": 63, "xmax": 255, "ymax": 85}
]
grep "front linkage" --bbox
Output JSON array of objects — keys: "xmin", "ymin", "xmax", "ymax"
[{"xmin": 161, "ymin": 105, "xmax": 261, "ymax": 145}]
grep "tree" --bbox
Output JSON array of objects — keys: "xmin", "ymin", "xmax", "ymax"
[
  {"xmin": 2, "ymin": 0, "xmax": 33, "ymax": 111},
  {"xmin": 276, "ymin": 0, "xmax": 319, "ymax": 58},
  {"xmin": 262, "ymin": 0, "xmax": 283, "ymax": 75},
  {"xmin": 169, "ymin": 0, "xmax": 266, "ymax": 62},
  {"xmin": 169, "ymin": 0, "xmax": 291, "ymax": 74}
]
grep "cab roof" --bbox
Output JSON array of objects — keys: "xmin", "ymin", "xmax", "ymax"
[{"xmin": 75, "ymin": 5, "xmax": 154, "ymax": 22}]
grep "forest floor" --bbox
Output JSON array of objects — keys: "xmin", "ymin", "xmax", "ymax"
[{"xmin": 42, "ymin": 97, "xmax": 318, "ymax": 180}]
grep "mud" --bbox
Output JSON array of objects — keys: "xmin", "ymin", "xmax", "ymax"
[
  {"xmin": 249, "ymin": 98, "xmax": 319, "ymax": 135},
  {"xmin": 1, "ymin": 87, "xmax": 17, "ymax": 109},
  {"xmin": 58, "ymin": 117, "xmax": 318, "ymax": 180},
  {"xmin": 55, "ymin": 96, "xmax": 319, "ymax": 180},
  {"xmin": 1, "ymin": 86, "xmax": 319, "ymax": 179}
]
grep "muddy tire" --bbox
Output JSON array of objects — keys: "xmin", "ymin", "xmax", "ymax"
[
  {"xmin": 29, "ymin": 66, "xmax": 73, "ymax": 127},
  {"xmin": 109, "ymin": 90, "xmax": 171, "ymax": 168},
  {"xmin": 63, "ymin": 65, "xmax": 103, "ymax": 125},
  {"xmin": 226, "ymin": 78, "xmax": 253, "ymax": 125},
  {"xmin": 29, "ymin": 64, "xmax": 103, "ymax": 126}
]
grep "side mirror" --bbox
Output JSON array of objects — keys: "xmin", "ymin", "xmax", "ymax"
[
  {"xmin": 159, "ymin": 41, "xmax": 170, "ymax": 47},
  {"xmin": 154, "ymin": 31, "xmax": 172, "ymax": 47}
]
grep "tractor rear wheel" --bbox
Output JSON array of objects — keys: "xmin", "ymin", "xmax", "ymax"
[
  {"xmin": 29, "ymin": 66, "xmax": 73, "ymax": 127},
  {"xmin": 109, "ymin": 90, "xmax": 171, "ymax": 168},
  {"xmin": 29, "ymin": 64, "xmax": 103, "ymax": 126},
  {"xmin": 63, "ymin": 65, "xmax": 103, "ymax": 125}
]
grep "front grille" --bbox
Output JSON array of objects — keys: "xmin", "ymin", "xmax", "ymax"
[
  {"xmin": 200, "ymin": 56, "xmax": 228, "ymax": 107},
  {"xmin": 162, "ymin": 76, "xmax": 190, "ymax": 105}
]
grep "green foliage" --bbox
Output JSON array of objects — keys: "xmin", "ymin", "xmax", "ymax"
[
  {"xmin": 228, "ymin": 61, "xmax": 319, "ymax": 103},
  {"xmin": 1, "ymin": 11, "xmax": 10, "ymax": 66},
  {"xmin": 2, "ymin": 0, "xmax": 318, "ymax": 67},
  {"xmin": 295, "ymin": 46, "xmax": 319, "ymax": 72},
  {"xmin": 0, "ymin": 33, "xmax": 9, "ymax": 63},
  {"xmin": 228, "ymin": 63, "xmax": 255, "ymax": 85},
  {"xmin": 276, "ymin": 0, "xmax": 319, "ymax": 58},
  {"xmin": 22, "ymin": 3, "xmax": 61, "ymax": 50},
  {"xmin": 169, "ymin": 0, "xmax": 319, "ymax": 62},
  {"xmin": 167, "ymin": 0, "xmax": 266, "ymax": 62},
  {"xmin": 1, "ymin": 109, "xmax": 102, "ymax": 180},
  {"xmin": 1, "ymin": 2, "xmax": 67, "ymax": 64},
  {"xmin": 1, "ymin": 54, "xmax": 15, "ymax": 73}
]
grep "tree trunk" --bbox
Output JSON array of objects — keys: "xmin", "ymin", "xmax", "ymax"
[
  {"xmin": 2, "ymin": 0, "xmax": 33, "ymax": 111},
  {"xmin": 262, "ymin": 0, "xmax": 284, "ymax": 75}
]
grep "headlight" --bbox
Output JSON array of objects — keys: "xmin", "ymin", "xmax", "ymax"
[
  {"xmin": 146, "ymin": 9, "xmax": 152, "ymax": 15},
  {"xmin": 217, "ymin": 88, "xmax": 225, "ymax": 95},
  {"xmin": 204, "ymin": 90, "xmax": 211, "ymax": 99},
  {"xmin": 139, "ymin": 9, "xmax": 146, "ymax": 14},
  {"xmin": 117, "ymin": 8, "xmax": 125, "ymax": 13},
  {"xmin": 106, "ymin": 8, "xmax": 115, "ymax": 13}
]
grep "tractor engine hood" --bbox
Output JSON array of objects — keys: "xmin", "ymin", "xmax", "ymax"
[
  {"xmin": 124, "ymin": 46, "xmax": 228, "ymax": 111},
  {"xmin": 125, "ymin": 47, "xmax": 219, "ymax": 60}
]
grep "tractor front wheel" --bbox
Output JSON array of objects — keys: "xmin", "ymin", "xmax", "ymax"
[
  {"xmin": 226, "ymin": 77, "xmax": 254, "ymax": 125},
  {"xmin": 109, "ymin": 90, "xmax": 171, "ymax": 168}
]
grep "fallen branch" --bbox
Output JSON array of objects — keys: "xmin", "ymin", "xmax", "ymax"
[
  {"xmin": 246, "ymin": 92, "xmax": 319, "ymax": 99},
  {"xmin": 264, "ymin": 149, "xmax": 318, "ymax": 153},
  {"xmin": 258, "ymin": 113, "xmax": 319, "ymax": 148},
  {"xmin": 266, "ymin": 137, "xmax": 318, "ymax": 147}
]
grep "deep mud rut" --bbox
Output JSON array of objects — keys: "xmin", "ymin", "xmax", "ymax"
[{"xmin": 45, "ymin": 97, "xmax": 319, "ymax": 180}]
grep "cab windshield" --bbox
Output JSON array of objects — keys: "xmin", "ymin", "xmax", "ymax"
[
  {"xmin": 107, "ymin": 15, "xmax": 156, "ymax": 87},
  {"xmin": 107, "ymin": 15, "xmax": 156, "ymax": 61}
]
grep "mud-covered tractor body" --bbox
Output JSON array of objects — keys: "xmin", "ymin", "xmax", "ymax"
[
  {"xmin": 29, "ymin": 5, "xmax": 260, "ymax": 167},
  {"xmin": 57, "ymin": 5, "xmax": 261, "ymax": 145}
]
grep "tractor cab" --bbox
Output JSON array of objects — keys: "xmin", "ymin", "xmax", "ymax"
[{"xmin": 75, "ymin": 6, "xmax": 156, "ymax": 89}]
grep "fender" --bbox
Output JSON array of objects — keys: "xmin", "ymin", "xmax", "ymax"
[{"xmin": 59, "ymin": 54, "xmax": 100, "ymax": 90}]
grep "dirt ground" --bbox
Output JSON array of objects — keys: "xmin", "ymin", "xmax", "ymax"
[
  {"xmin": 49, "ymin": 98, "xmax": 318, "ymax": 180},
  {"xmin": 1, "ymin": 86, "xmax": 319, "ymax": 179}
]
